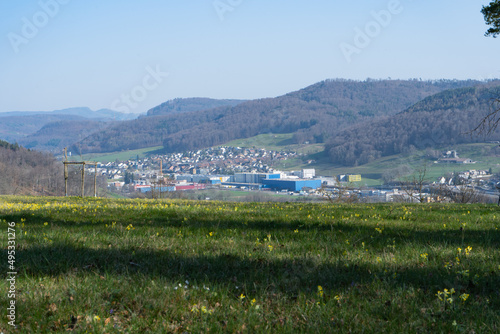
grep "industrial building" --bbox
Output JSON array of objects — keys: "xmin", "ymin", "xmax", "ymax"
[
  {"xmin": 289, "ymin": 169, "xmax": 316, "ymax": 179},
  {"xmin": 174, "ymin": 170, "xmax": 323, "ymax": 193},
  {"xmin": 232, "ymin": 172, "xmax": 281, "ymax": 184},
  {"xmin": 262, "ymin": 179, "xmax": 322, "ymax": 192},
  {"xmin": 338, "ymin": 174, "xmax": 362, "ymax": 182},
  {"xmin": 135, "ymin": 185, "xmax": 176, "ymax": 193},
  {"xmin": 175, "ymin": 174, "xmax": 231, "ymax": 184}
]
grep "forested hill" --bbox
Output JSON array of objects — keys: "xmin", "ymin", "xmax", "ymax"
[
  {"xmin": 325, "ymin": 84, "xmax": 500, "ymax": 166},
  {"xmin": 19, "ymin": 120, "xmax": 112, "ymax": 153},
  {"xmin": 146, "ymin": 98, "xmax": 246, "ymax": 116},
  {"xmin": 0, "ymin": 107, "xmax": 136, "ymax": 148},
  {"xmin": 0, "ymin": 140, "xmax": 62, "ymax": 195},
  {"xmin": 73, "ymin": 79, "xmax": 491, "ymax": 154}
]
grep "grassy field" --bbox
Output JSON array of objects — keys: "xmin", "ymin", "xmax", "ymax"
[
  {"xmin": 171, "ymin": 189, "xmax": 320, "ymax": 203},
  {"xmin": 77, "ymin": 146, "xmax": 163, "ymax": 163},
  {"xmin": 1, "ymin": 196, "xmax": 499, "ymax": 333}
]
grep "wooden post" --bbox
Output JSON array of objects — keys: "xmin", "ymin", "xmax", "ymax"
[
  {"xmin": 496, "ymin": 182, "xmax": 500, "ymax": 206},
  {"xmin": 81, "ymin": 162, "xmax": 85, "ymax": 197},
  {"xmin": 160, "ymin": 179, "xmax": 163, "ymax": 199},
  {"xmin": 63, "ymin": 160, "xmax": 97, "ymax": 198},
  {"xmin": 63, "ymin": 148, "xmax": 68, "ymax": 197},
  {"xmin": 64, "ymin": 162, "xmax": 68, "ymax": 197},
  {"xmin": 94, "ymin": 163, "xmax": 97, "ymax": 197}
]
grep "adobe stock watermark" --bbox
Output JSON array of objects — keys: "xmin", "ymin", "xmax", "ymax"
[
  {"xmin": 7, "ymin": 0, "xmax": 71, "ymax": 54},
  {"xmin": 213, "ymin": 0, "xmax": 244, "ymax": 21},
  {"xmin": 111, "ymin": 65, "xmax": 169, "ymax": 113},
  {"xmin": 340, "ymin": 0, "xmax": 409, "ymax": 64},
  {"xmin": 6, "ymin": 221, "xmax": 17, "ymax": 328}
]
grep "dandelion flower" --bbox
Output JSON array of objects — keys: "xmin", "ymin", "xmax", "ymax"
[{"xmin": 317, "ymin": 285, "xmax": 324, "ymax": 298}]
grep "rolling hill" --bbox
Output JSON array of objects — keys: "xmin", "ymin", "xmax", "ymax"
[
  {"xmin": 73, "ymin": 79, "xmax": 491, "ymax": 154},
  {"xmin": 0, "ymin": 107, "xmax": 137, "ymax": 150},
  {"xmin": 146, "ymin": 97, "xmax": 246, "ymax": 116},
  {"xmin": 325, "ymin": 84, "xmax": 500, "ymax": 166},
  {"xmin": 19, "ymin": 120, "xmax": 113, "ymax": 153}
]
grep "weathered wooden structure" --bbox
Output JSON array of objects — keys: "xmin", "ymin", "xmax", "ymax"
[{"xmin": 63, "ymin": 148, "xmax": 98, "ymax": 197}]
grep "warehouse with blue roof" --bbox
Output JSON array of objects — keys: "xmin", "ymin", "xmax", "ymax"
[{"xmin": 262, "ymin": 179, "xmax": 322, "ymax": 192}]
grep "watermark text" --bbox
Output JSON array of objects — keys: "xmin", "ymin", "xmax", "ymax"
[
  {"xmin": 213, "ymin": 0, "xmax": 244, "ymax": 21},
  {"xmin": 111, "ymin": 65, "xmax": 169, "ymax": 113},
  {"xmin": 340, "ymin": 0, "xmax": 405, "ymax": 63},
  {"xmin": 6, "ymin": 221, "xmax": 17, "ymax": 328},
  {"xmin": 7, "ymin": 0, "xmax": 71, "ymax": 54}
]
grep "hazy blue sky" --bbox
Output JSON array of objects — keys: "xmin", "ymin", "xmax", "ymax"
[{"xmin": 1, "ymin": 0, "xmax": 499, "ymax": 113}]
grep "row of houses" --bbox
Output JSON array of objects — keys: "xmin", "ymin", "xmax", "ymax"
[
  {"xmin": 437, "ymin": 170, "xmax": 492, "ymax": 185},
  {"xmin": 95, "ymin": 146, "xmax": 301, "ymax": 182}
]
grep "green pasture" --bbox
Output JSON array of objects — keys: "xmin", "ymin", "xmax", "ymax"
[{"xmin": 1, "ymin": 196, "xmax": 499, "ymax": 332}]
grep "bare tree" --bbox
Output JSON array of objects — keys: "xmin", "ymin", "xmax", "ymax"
[
  {"xmin": 471, "ymin": 98, "xmax": 500, "ymax": 135},
  {"xmin": 475, "ymin": 2, "xmax": 500, "ymax": 134},
  {"xmin": 399, "ymin": 163, "xmax": 430, "ymax": 203},
  {"xmin": 319, "ymin": 183, "xmax": 360, "ymax": 204},
  {"xmin": 449, "ymin": 185, "xmax": 482, "ymax": 204}
]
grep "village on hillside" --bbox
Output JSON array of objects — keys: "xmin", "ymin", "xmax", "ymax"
[{"xmin": 77, "ymin": 146, "xmax": 500, "ymax": 203}]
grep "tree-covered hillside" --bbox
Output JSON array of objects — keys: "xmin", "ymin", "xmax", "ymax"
[
  {"xmin": 19, "ymin": 120, "xmax": 112, "ymax": 153},
  {"xmin": 146, "ymin": 97, "xmax": 246, "ymax": 117},
  {"xmin": 74, "ymin": 79, "xmax": 491, "ymax": 154},
  {"xmin": 0, "ymin": 140, "xmax": 62, "ymax": 195},
  {"xmin": 325, "ymin": 84, "xmax": 500, "ymax": 166}
]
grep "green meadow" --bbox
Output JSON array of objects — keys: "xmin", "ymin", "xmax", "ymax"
[
  {"xmin": 1, "ymin": 196, "xmax": 499, "ymax": 333},
  {"xmin": 79, "ymin": 146, "xmax": 163, "ymax": 163}
]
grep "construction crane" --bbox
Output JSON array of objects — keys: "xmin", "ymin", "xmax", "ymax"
[
  {"xmin": 152, "ymin": 157, "xmax": 163, "ymax": 179},
  {"xmin": 150, "ymin": 157, "xmax": 173, "ymax": 199}
]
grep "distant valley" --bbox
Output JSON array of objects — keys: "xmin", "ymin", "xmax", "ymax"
[
  {"xmin": 72, "ymin": 79, "xmax": 496, "ymax": 156},
  {"xmin": 1, "ymin": 79, "xmax": 499, "ymax": 169},
  {"xmin": 0, "ymin": 107, "xmax": 138, "ymax": 153}
]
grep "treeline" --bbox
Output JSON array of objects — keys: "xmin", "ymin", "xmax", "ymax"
[
  {"xmin": 0, "ymin": 139, "xmax": 63, "ymax": 195},
  {"xmin": 0, "ymin": 139, "xmax": 108, "ymax": 196},
  {"xmin": 325, "ymin": 85, "xmax": 500, "ymax": 166},
  {"xmin": 74, "ymin": 79, "xmax": 493, "ymax": 154}
]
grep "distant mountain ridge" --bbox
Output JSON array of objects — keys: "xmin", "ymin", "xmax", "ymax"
[
  {"xmin": 0, "ymin": 107, "xmax": 137, "ymax": 152},
  {"xmin": 73, "ymin": 79, "xmax": 495, "ymax": 154},
  {"xmin": 0, "ymin": 107, "xmax": 139, "ymax": 120},
  {"xmin": 146, "ymin": 98, "xmax": 246, "ymax": 117},
  {"xmin": 19, "ymin": 120, "xmax": 113, "ymax": 153}
]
